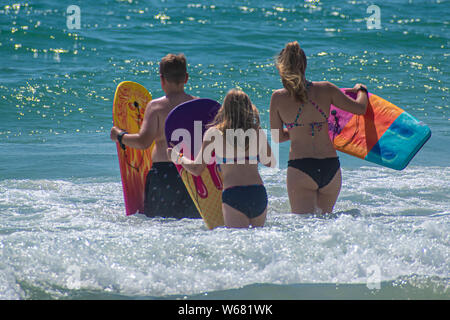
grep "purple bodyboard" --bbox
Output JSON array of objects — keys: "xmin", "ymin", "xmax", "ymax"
[{"xmin": 165, "ymin": 98, "xmax": 221, "ymax": 159}]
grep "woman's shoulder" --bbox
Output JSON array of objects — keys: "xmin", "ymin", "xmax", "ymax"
[
  {"xmin": 310, "ymin": 80, "xmax": 332, "ymax": 88},
  {"xmin": 270, "ymin": 88, "xmax": 289, "ymax": 105},
  {"xmin": 272, "ymin": 88, "xmax": 288, "ymax": 96},
  {"xmin": 309, "ymin": 81, "xmax": 334, "ymax": 97}
]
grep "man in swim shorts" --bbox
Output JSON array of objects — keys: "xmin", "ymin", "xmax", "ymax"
[{"xmin": 110, "ymin": 53, "xmax": 200, "ymax": 219}]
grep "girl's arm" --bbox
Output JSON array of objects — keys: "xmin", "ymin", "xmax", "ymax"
[
  {"xmin": 167, "ymin": 128, "xmax": 215, "ymax": 176},
  {"xmin": 258, "ymin": 129, "xmax": 277, "ymax": 168},
  {"xmin": 167, "ymin": 147, "xmax": 207, "ymax": 176}
]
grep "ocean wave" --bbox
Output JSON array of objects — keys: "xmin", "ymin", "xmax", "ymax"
[{"xmin": 0, "ymin": 165, "xmax": 448, "ymax": 299}]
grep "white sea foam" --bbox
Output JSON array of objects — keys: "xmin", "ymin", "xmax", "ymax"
[{"xmin": 0, "ymin": 166, "xmax": 448, "ymax": 298}]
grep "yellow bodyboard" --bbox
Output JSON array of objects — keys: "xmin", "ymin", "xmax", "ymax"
[{"xmin": 112, "ymin": 81, "xmax": 153, "ymax": 215}]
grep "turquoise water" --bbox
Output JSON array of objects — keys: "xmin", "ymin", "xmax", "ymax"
[{"xmin": 0, "ymin": 1, "xmax": 449, "ymax": 299}]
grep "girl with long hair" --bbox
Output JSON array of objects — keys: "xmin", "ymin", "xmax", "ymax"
[{"xmin": 168, "ymin": 89, "xmax": 275, "ymax": 228}]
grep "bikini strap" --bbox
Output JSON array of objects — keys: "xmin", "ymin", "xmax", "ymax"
[
  {"xmin": 308, "ymin": 99, "xmax": 328, "ymax": 121},
  {"xmin": 305, "ymin": 81, "xmax": 328, "ymax": 120},
  {"xmin": 285, "ymin": 81, "xmax": 327, "ymax": 130}
]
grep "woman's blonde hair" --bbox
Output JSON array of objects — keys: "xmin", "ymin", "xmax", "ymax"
[
  {"xmin": 276, "ymin": 41, "xmax": 308, "ymax": 103},
  {"xmin": 211, "ymin": 89, "xmax": 260, "ymax": 149}
]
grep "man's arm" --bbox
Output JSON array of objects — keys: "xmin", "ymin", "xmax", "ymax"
[{"xmin": 110, "ymin": 100, "xmax": 159, "ymax": 149}]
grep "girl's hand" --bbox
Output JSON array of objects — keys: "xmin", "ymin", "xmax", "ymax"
[
  {"xmin": 167, "ymin": 147, "xmax": 183, "ymax": 164},
  {"xmin": 167, "ymin": 147, "xmax": 174, "ymax": 162}
]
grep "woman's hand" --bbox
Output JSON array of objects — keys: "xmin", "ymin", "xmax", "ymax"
[{"xmin": 345, "ymin": 83, "xmax": 367, "ymax": 94}]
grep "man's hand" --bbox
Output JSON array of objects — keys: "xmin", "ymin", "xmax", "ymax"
[{"xmin": 110, "ymin": 126, "xmax": 122, "ymax": 142}]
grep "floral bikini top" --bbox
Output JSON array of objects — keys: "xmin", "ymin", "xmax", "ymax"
[{"xmin": 284, "ymin": 81, "xmax": 329, "ymax": 137}]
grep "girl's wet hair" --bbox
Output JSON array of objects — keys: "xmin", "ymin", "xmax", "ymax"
[{"xmin": 210, "ymin": 89, "xmax": 260, "ymax": 150}]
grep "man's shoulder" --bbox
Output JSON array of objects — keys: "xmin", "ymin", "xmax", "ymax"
[
  {"xmin": 179, "ymin": 95, "xmax": 197, "ymax": 104},
  {"xmin": 148, "ymin": 94, "xmax": 197, "ymax": 110},
  {"xmin": 146, "ymin": 97, "xmax": 169, "ymax": 116},
  {"xmin": 147, "ymin": 96, "xmax": 166, "ymax": 108}
]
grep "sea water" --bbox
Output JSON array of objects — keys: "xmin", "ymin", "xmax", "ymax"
[{"xmin": 0, "ymin": 0, "xmax": 448, "ymax": 299}]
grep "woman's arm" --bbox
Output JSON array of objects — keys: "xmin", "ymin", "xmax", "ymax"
[
  {"xmin": 326, "ymin": 82, "xmax": 368, "ymax": 115},
  {"xmin": 269, "ymin": 91, "xmax": 290, "ymax": 143}
]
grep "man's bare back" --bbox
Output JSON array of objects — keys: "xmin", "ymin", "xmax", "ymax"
[{"xmin": 145, "ymin": 92, "xmax": 195, "ymax": 162}]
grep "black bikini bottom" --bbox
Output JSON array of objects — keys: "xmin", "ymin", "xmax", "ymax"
[
  {"xmin": 222, "ymin": 185, "xmax": 268, "ymax": 219},
  {"xmin": 288, "ymin": 157, "xmax": 340, "ymax": 189}
]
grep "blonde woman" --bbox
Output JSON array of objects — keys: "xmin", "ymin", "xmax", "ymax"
[
  {"xmin": 270, "ymin": 41, "xmax": 368, "ymax": 214},
  {"xmin": 167, "ymin": 89, "xmax": 275, "ymax": 228}
]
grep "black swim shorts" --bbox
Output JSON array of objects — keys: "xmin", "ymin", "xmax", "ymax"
[{"xmin": 144, "ymin": 162, "xmax": 200, "ymax": 219}]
